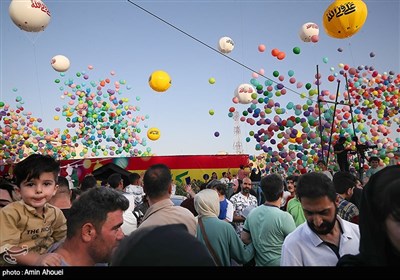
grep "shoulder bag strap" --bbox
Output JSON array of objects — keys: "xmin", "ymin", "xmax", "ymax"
[{"xmin": 198, "ymin": 217, "xmax": 222, "ymax": 266}]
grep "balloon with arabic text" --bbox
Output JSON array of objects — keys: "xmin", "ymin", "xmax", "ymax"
[
  {"xmin": 323, "ymin": 0, "xmax": 368, "ymax": 39},
  {"xmin": 299, "ymin": 22, "xmax": 319, "ymax": 43},
  {"xmin": 9, "ymin": 0, "xmax": 51, "ymax": 32},
  {"xmin": 218, "ymin": 36, "xmax": 235, "ymax": 54},
  {"xmin": 234, "ymin": 84, "xmax": 255, "ymax": 104},
  {"xmin": 51, "ymin": 55, "xmax": 70, "ymax": 72}
]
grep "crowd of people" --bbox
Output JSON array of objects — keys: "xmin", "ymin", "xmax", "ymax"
[{"xmin": 0, "ymin": 153, "xmax": 399, "ymax": 267}]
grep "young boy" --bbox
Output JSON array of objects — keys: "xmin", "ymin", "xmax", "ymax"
[{"xmin": 0, "ymin": 154, "xmax": 67, "ymax": 266}]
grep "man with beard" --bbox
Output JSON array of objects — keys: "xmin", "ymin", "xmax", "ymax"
[
  {"xmin": 280, "ymin": 172, "xmax": 360, "ymax": 266},
  {"xmin": 51, "ymin": 187, "xmax": 129, "ymax": 266},
  {"xmin": 230, "ymin": 177, "xmax": 258, "ymax": 237}
]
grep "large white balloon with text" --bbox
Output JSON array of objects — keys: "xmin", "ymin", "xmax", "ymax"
[
  {"xmin": 234, "ymin": 84, "xmax": 255, "ymax": 104},
  {"xmin": 9, "ymin": 0, "xmax": 51, "ymax": 32}
]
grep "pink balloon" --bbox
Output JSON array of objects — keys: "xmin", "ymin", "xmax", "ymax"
[
  {"xmin": 296, "ymin": 82, "xmax": 303, "ymax": 88},
  {"xmin": 311, "ymin": 35, "xmax": 319, "ymax": 43}
]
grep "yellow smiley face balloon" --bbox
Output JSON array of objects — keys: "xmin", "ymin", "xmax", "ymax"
[
  {"xmin": 147, "ymin": 127, "xmax": 161, "ymax": 141},
  {"xmin": 148, "ymin": 70, "xmax": 171, "ymax": 92}
]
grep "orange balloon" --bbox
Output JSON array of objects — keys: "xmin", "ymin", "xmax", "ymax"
[
  {"xmin": 277, "ymin": 52, "xmax": 286, "ymax": 60},
  {"xmin": 271, "ymin": 48, "xmax": 280, "ymax": 57},
  {"xmin": 323, "ymin": 0, "xmax": 368, "ymax": 39}
]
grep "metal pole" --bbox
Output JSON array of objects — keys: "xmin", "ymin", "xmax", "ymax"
[
  {"xmin": 344, "ymin": 73, "xmax": 362, "ymax": 179},
  {"xmin": 316, "ymin": 65, "xmax": 324, "ymax": 163},
  {"xmin": 326, "ymin": 79, "xmax": 341, "ymax": 166}
]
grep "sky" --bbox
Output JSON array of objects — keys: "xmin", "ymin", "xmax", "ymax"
[{"xmin": 1, "ymin": 0, "xmax": 399, "ymax": 158}]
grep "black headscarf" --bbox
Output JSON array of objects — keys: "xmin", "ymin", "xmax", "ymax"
[{"xmin": 338, "ymin": 165, "xmax": 400, "ymax": 266}]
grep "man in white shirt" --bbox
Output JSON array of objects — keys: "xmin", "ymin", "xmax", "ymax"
[
  {"xmin": 125, "ymin": 172, "xmax": 145, "ymax": 206},
  {"xmin": 108, "ymin": 173, "xmax": 138, "ymax": 235},
  {"xmin": 281, "ymin": 172, "xmax": 360, "ymax": 266},
  {"xmin": 230, "ymin": 177, "xmax": 258, "ymax": 236}
]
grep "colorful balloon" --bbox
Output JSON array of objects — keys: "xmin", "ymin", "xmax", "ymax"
[
  {"xmin": 323, "ymin": 0, "xmax": 368, "ymax": 39},
  {"xmin": 234, "ymin": 84, "xmax": 255, "ymax": 104},
  {"xmin": 51, "ymin": 55, "xmax": 70, "ymax": 72},
  {"xmin": 218, "ymin": 36, "xmax": 234, "ymax": 54},
  {"xmin": 9, "ymin": 0, "xmax": 51, "ymax": 32},
  {"xmin": 148, "ymin": 70, "xmax": 171, "ymax": 92},
  {"xmin": 299, "ymin": 22, "xmax": 319, "ymax": 42},
  {"xmin": 147, "ymin": 127, "xmax": 160, "ymax": 141}
]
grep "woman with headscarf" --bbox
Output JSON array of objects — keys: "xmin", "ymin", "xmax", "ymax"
[
  {"xmin": 337, "ymin": 165, "xmax": 400, "ymax": 266},
  {"xmin": 194, "ymin": 189, "xmax": 254, "ymax": 266}
]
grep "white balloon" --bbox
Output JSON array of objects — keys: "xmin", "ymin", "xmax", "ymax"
[
  {"xmin": 51, "ymin": 55, "xmax": 70, "ymax": 72},
  {"xmin": 234, "ymin": 84, "xmax": 255, "ymax": 104},
  {"xmin": 9, "ymin": 0, "xmax": 51, "ymax": 32},
  {"xmin": 218, "ymin": 36, "xmax": 234, "ymax": 54},
  {"xmin": 298, "ymin": 22, "xmax": 319, "ymax": 42}
]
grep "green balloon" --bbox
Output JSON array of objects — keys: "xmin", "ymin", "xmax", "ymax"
[{"xmin": 293, "ymin": 47, "xmax": 301, "ymax": 54}]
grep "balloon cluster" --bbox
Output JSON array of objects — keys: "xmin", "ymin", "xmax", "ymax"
[
  {"xmin": 0, "ymin": 67, "xmax": 154, "ymax": 163},
  {"xmin": 53, "ymin": 66, "xmax": 152, "ymax": 158},
  {"xmin": 228, "ymin": 46, "xmax": 400, "ymax": 174},
  {"xmin": 0, "ymin": 97, "xmax": 65, "ymax": 165}
]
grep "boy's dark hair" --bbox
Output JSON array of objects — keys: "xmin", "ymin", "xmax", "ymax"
[
  {"xmin": 108, "ymin": 173, "xmax": 122, "ymax": 189},
  {"xmin": 143, "ymin": 164, "xmax": 172, "ymax": 199},
  {"xmin": 80, "ymin": 175, "xmax": 97, "ymax": 192},
  {"xmin": 128, "ymin": 172, "xmax": 141, "ymax": 184},
  {"xmin": 210, "ymin": 182, "xmax": 227, "ymax": 196},
  {"xmin": 333, "ymin": 171, "xmax": 356, "ymax": 194},
  {"xmin": 297, "ymin": 172, "xmax": 337, "ymax": 202},
  {"xmin": 67, "ymin": 187, "xmax": 129, "ymax": 238},
  {"xmin": 57, "ymin": 176, "xmax": 70, "ymax": 192},
  {"xmin": 369, "ymin": 156, "xmax": 380, "ymax": 163},
  {"xmin": 14, "ymin": 154, "xmax": 59, "ymax": 187},
  {"xmin": 260, "ymin": 174, "xmax": 284, "ymax": 202},
  {"xmin": 286, "ymin": 175, "xmax": 298, "ymax": 183}
]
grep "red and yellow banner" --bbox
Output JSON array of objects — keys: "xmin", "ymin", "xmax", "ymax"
[{"xmin": 58, "ymin": 154, "xmax": 249, "ymax": 184}]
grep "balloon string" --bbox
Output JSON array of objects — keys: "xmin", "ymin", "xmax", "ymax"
[
  {"xmin": 32, "ymin": 43, "xmax": 44, "ymax": 118},
  {"xmin": 126, "ymin": 0, "xmax": 316, "ymax": 103},
  {"xmin": 238, "ymin": 0, "xmax": 244, "ymax": 83},
  {"xmin": 347, "ymin": 41, "xmax": 356, "ymax": 69}
]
